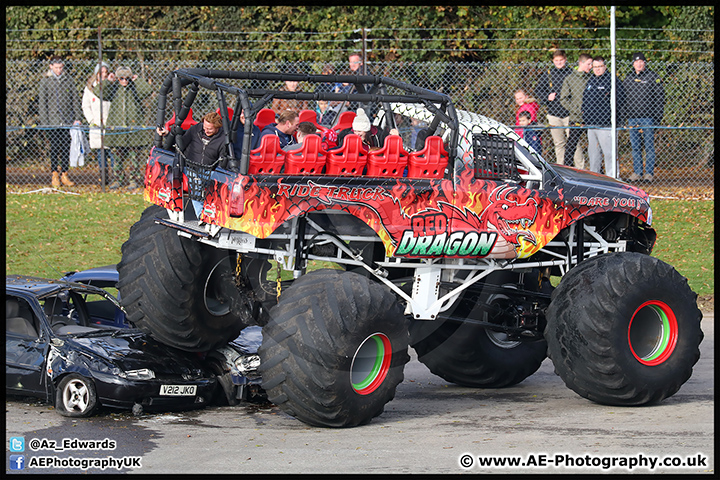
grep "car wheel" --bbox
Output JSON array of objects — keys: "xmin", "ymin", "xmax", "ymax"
[
  {"xmin": 545, "ymin": 252, "xmax": 704, "ymax": 405},
  {"xmin": 55, "ymin": 374, "xmax": 99, "ymax": 417},
  {"xmin": 259, "ymin": 269, "xmax": 409, "ymax": 427}
]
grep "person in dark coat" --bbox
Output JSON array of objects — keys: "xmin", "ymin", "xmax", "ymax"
[
  {"xmin": 582, "ymin": 56, "xmax": 625, "ymax": 177},
  {"xmin": 38, "ymin": 56, "xmax": 82, "ymax": 187},
  {"xmin": 535, "ymin": 49, "xmax": 573, "ymax": 164},
  {"xmin": 623, "ymin": 52, "xmax": 665, "ymax": 182}
]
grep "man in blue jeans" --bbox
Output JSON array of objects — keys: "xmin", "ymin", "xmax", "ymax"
[{"xmin": 623, "ymin": 52, "xmax": 665, "ymax": 182}]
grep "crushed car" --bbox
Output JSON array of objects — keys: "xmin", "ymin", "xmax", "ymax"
[
  {"xmin": 6, "ymin": 275, "xmax": 217, "ymax": 417},
  {"xmin": 60, "ymin": 265, "xmax": 264, "ymax": 404}
]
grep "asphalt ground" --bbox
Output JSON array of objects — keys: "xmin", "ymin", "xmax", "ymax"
[{"xmin": 6, "ymin": 315, "xmax": 714, "ymax": 474}]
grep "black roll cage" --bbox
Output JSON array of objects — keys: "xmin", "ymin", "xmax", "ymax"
[{"xmin": 153, "ymin": 69, "xmax": 460, "ymax": 175}]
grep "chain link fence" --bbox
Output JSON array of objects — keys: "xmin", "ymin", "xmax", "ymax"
[{"xmin": 6, "ymin": 58, "xmax": 713, "ymax": 198}]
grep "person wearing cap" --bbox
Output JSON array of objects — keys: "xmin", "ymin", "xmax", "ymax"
[
  {"xmin": 82, "ymin": 61, "xmax": 114, "ymax": 185},
  {"xmin": 623, "ymin": 52, "xmax": 665, "ymax": 182},
  {"xmin": 38, "ymin": 55, "xmax": 82, "ymax": 187},
  {"xmin": 95, "ymin": 66, "xmax": 153, "ymax": 190},
  {"xmin": 336, "ymin": 108, "xmax": 398, "ymax": 152}
]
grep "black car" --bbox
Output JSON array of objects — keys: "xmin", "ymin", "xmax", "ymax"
[
  {"xmin": 60, "ymin": 266, "xmax": 265, "ymax": 404},
  {"xmin": 6, "ymin": 275, "xmax": 217, "ymax": 417}
]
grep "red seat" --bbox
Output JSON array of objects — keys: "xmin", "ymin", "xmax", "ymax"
[
  {"xmin": 249, "ymin": 135, "xmax": 285, "ymax": 175},
  {"xmin": 285, "ymin": 135, "xmax": 327, "ymax": 175},
  {"xmin": 254, "ymin": 108, "xmax": 276, "ymax": 129},
  {"xmin": 299, "ymin": 109, "xmax": 329, "ymax": 133},
  {"xmin": 326, "ymin": 134, "xmax": 367, "ymax": 175},
  {"xmin": 216, "ymin": 107, "xmax": 234, "ymax": 121},
  {"xmin": 332, "ymin": 111, "xmax": 357, "ymax": 132},
  {"xmin": 165, "ymin": 108, "xmax": 197, "ymax": 131},
  {"xmin": 366, "ymin": 135, "xmax": 409, "ymax": 177},
  {"xmin": 407, "ymin": 135, "xmax": 449, "ymax": 179}
]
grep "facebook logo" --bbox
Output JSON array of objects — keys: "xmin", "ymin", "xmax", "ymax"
[
  {"xmin": 9, "ymin": 455, "xmax": 25, "ymax": 470},
  {"xmin": 9, "ymin": 436, "xmax": 25, "ymax": 452}
]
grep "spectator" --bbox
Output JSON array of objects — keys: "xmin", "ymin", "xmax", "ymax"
[
  {"xmin": 336, "ymin": 108, "xmax": 398, "ymax": 152},
  {"xmin": 516, "ymin": 110, "xmax": 542, "ymax": 154},
  {"xmin": 283, "ymin": 122, "xmax": 318, "ymax": 152},
  {"xmin": 535, "ymin": 49, "xmax": 574, "ymax": 164},
  {"xmin": 560, "ymin": 53, "xmax": 593, "ymax": 168},
  {"xmin": 38, "ymin": 56, "xmax": 82, "ymax": 187},
  {"xmin": 513, "ymin": 89, "xmax": 540, "ymax": 138},
  {"xmin": 82, "ymin": 61, "xmax": 114, "ymax": 185},
  {"xmin": 315, "ymin": 99, "xmax": 337, "ymax": 127},
  {"xmin": 314, "ymin": 63, "xmax": 336, "ymax": 95},
  {"xmin": 582, "ymin": 56, "xmax": 625, "ymax": 177},
  {"xmin": 96, "ymin": 66, "xmax": 153, "ymax": 190},
  {"xmin": 259, "ymin": 109, "xmax": 300, "ymax": 149},
  {"xmin": 623, "ymin": 52, "xmax": 665, "ymax": 182},
  {"xmin": 232, "ymin": 109, "xmax": 261, "ymax": 157},
  {"xmin": 348, "ymin": 53, "xmax": 365, "ymax": 75},
  {"xmin": 272, "ymin": 78, "xmax": 309, "ymax": 114}
]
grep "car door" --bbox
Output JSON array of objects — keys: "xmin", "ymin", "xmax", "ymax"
[{"xmin": 6, "ymin": 295, "xmax": 50, "ymax": 397}]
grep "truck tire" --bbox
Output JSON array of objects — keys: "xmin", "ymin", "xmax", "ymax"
[
  {"xmin": 118, "ymin": 205, "xmax": 252, "ymax": 352},
  {"xmin": 409, "ymin": 273, "xmax": 548, "ymax": 388},
  {"xmin": 545, "ymin": 252, "xmax": 703, "ymax": 405},
  {"xmin": 258, "ymin": 269, "xmax": 409, "ymax": 427}
]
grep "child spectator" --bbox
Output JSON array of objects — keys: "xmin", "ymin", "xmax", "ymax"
[{"xmin": 516, "ymin": 110, "xmax": 542, "ymax": 154}]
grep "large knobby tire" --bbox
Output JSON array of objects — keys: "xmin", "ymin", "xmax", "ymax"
[
  {"xmin": 258, "ymin": 269, "xmax": 409, "ymax": 428},
  {"xmin": 545, "ymin": 252, "xmax": 703, "ymax": 406},
  {"xmin": 409, "ymin": 273, "xmax": 549, "ymax": 388},
  {"xmin": 117, "ymin": 205, "xmax": 253, "ymax": 352},
  {"xmin": 56, "ymin": 374, "xmax": 99, "ymax": 418}
]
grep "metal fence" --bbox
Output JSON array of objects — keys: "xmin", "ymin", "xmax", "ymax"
[{"xmin": 6, "ymin": 58, "xmax": 714, "ymax": 198}]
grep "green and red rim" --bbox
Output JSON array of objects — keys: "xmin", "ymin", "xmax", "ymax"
[
  {"xmin": 627, "ymin": 300, "xmax": 679, "ymax": 366},
  {"xmin": 351, "ymin": 333, "xmax": 392, "ymax": 395}
]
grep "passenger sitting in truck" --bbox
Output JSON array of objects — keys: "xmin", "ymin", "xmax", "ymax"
[
  {"xmin": 335, "ymin": 108, "xmax": 399, "ymax": 152},
  {"xmin": 156, "ymin": 111, "xmax": 227, "ymax": 165},
  {"xmin": 232, "ymin": 109, "xmax": 261, "ymax": 157},
  {"xmin": 283, "ymin": 122, "xmax": 318, "ymax": 152},
  {"xmin": 259, "ymin": 109, "xmax": 300, "ymax": 149}
]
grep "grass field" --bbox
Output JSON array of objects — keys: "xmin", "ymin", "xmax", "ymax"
[{"xmin": 5, "ymin": 191, "xmax": 714, "ymax": 310}]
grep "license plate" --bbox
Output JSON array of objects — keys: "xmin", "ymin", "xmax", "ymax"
[{"xmin": 160, "ymin": 385, "xmax": 197, "ymax": 396}]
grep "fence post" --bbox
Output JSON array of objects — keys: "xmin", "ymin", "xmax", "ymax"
[{"xmin": 98, "ymin": 26, "xmax": 106, "ymax": 192}]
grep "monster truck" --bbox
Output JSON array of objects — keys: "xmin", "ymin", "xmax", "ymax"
[{"xmin": 117, "ymin": 70, "xmax": 703, "ymax": 428}]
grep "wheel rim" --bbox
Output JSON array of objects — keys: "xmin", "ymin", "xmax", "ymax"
[
  {"xmin": 63, "ymin": 379, "xmax": 90, "ymax": 413},
  {"xmin": 351, "ymin": 333, "xmax": 392, "ymax": 395},
  {"xmin": 628, "ymin": 300, "xmax": 679, "ymax": 366},
  {"xmin": 483, "ymin": 286, "xmax": 521, "ymax": 349},
  {"xmin": 204, "ymin": 258, "xmax": 232, "ymax": 316}
]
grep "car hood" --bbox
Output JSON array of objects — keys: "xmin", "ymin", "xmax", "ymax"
[{"xmin": 64, "ymin": 330, "xmax": 207, "ymax": 376}]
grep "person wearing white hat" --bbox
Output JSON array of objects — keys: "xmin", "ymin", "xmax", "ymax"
[
  {"xmin": 82, "ymin": 61, "xmax": 114, "ymax": 185},
  {"xmin": 336, "ymin": 108, "xmax": 398, "ymax": 152}
]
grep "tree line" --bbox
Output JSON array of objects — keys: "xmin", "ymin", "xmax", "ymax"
[{"xmin": 5, "ymin": 6, "xmax": 714, "ymax": 63}]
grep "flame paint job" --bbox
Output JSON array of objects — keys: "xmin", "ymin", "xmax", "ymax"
[{"xmin": 144, "ymin": 147, "xmax": 651, "ymax": 260}]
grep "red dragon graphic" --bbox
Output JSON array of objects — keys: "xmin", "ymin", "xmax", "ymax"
[{"xmin": 478, "ymin": 184, "xmax": 538, "ymax": 249}]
